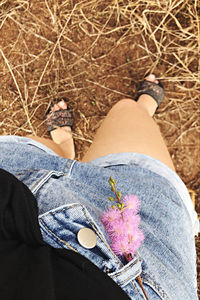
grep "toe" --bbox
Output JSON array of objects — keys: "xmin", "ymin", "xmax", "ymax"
[
  {"xmin": 49, "ymin": 104, "xmax": 59, "ymax": 113},
  {"xmin": 53, "ymin": 104, "xmax": 60, "ymax": 111},
  {"xmin": 47, "ymin": 99, "xmax": 68, "ymax": 118},
  {"xmin": 50, "ymin": 101, "xmax": 67, "ymax": 113},
  {"xmin": 58, "ymin": 100, "xmax": 67, "ymax": 110},
  {"xmin": 145, "ymin": 74, "xmax": 159, "ymax": 84}
]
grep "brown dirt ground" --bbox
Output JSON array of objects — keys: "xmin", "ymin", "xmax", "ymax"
[{"xmin": 0, "ymin": 0, "xmax": 199, "ymax": 297}]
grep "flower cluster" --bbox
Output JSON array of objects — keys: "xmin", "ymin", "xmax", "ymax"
[{"xmin": 101, "ymin": 177, "xmax": 144, "ymax": 261}]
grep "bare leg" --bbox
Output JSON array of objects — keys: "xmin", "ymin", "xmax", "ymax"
[
  {"xmin": 82, "ymin": 75, "xmax": 175, "ymax": 171},
  {"xmin": 27, "ymin": 101, "xmax": 75, "ymax": 159}
]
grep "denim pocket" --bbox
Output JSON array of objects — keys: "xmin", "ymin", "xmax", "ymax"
[{"xmin": 39, "ymin": 202, "xmax": 122, "ymax": 273}]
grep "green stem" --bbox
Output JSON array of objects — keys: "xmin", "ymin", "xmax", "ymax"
[{"xmin": 113, "ymin": 185, "xmax": 124, "ymax": 221}]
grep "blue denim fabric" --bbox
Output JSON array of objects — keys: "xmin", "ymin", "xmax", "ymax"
[{"xmin": 0, "ymin": 135, "xmax": 198, "ymax": 300}]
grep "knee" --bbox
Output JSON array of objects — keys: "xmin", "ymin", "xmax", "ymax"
[
  {"xmin": 111, "ymin": 98, "xmax": 145, "ymax": 113},
  {"xmin": 110, "ymin": 98, "xmax": 151, "ymax": 118},
  {"xmin": 112, "ymin": 98, "xmax": 137, "ymax": 110}
]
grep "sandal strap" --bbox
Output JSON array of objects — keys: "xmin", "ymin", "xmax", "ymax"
[
  {"xmin": 135, "ymin": 80, "xmax": 164, "ymax": 106},
  {"xmin": 46, "ymin": 109, "xmax": 73, "ymax": 132}
]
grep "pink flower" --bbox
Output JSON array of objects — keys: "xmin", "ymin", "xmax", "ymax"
[
  {"xmin": 101, "ymin": 189, "xmax": 144, "ymax": 260},
  {"xmin": 106, "ymin": 218, "xmax": 126, "ymax": 237},
  {"xmin": 101, "ymin": 207, "xmax": 121, "ymax": 226},
  {"xmin": 123, "ymin": 195, "xmax": 140, "ymax": 214},
  {"xmin": 110, "ymin": 235, "xmax": 130, "ymax": 256},
  {"xmin": 124, "ymin": 217, "xmax": 140, "ymax": 235},
  {"xmin": 128, "ymin": 228, "xmax": 145, "ymax": 255},
  {"xmin": 123, "ymin": 210, "xmax": 141, "ymax": 226},
  {"xmin": 110, "ymin": 226, "xmax": 144, "ymax": 256}
]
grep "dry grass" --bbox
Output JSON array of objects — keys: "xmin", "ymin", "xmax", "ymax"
[{"xmin": 0, "ymin": 0, "xmax": 199, "ymax": 296}]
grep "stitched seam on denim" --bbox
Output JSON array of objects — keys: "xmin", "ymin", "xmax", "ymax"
[
  {"xmin": 31, "ymin": 170, "xmax": 64, "ymax": 193},
  {"xmin": 131, "ymin": 281, "xmax": 141, "ymax": 298},
  {"xmin": 80, "ymin": 205, "xmax": 142, "ymax": 272},
  {"xmin": 27, "ymin": 143, "xmax": 48, "ymax": 153},
  {"xmin": 142, "ymin": 280, "xmax": 168, "ymax": 300},
  {"xmin": 129, "ymin": 280, "xmax": 146, "ymax": 299},
  {"xmin": 110, "ymin": 257, "xmax": 139, "ymax": 278},
  {"xmin": 62, "ymin": 160, "xmax": 76, "ymax": 177},
  {"xmin": 39, "ymin": 218, "xmax": 78, "ymax": 253},
  {"xmin": 142, "ymin": 272, "xmax": 169, "ymax": 299},
  {"xmin": 109, "ymin": 269, "xmax": 141, "ymax": 286}
]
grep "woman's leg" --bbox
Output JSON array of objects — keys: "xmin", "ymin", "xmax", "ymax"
[
  {"xmin": 27, "ymin": 101, "xmax": 75, "ymax": 159},
  {"xmin": 82, "ymin": 75, "xmax": 175, "ymax": 171}
]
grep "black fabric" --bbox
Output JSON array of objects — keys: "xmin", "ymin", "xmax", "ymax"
[{"xmin": 0, "ymin": 169, "xmax": 130, "ymax": 300}]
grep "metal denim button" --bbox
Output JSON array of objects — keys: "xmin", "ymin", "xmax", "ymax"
[{"xmin": 77, "ymin": 227, "xmax": 97, "ymax": 249}]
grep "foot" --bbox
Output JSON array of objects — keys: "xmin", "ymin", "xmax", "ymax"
[
  {"xmin": 136, "ymin": 74, "xmax": 162, "ymax": 117},
  {"xmin": 47, "ymin": 100, "xmax": 73, "ymax": 145}
]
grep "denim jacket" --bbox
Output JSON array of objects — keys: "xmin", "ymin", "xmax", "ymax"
[{"xmin": 0, "ymin": 136, "xmax": 198, "ymax": 300}]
